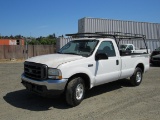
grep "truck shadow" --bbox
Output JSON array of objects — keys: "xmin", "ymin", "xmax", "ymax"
[
  {"xmin": 3, "ymin": 79, "xmax": 131, "ymax": 111},
  {"xmin": 85, "ymin": 79, "xmax": 132, "ymax": 99},
  {"xmin": 3, "ymin": 90, "xmax": 69, "ymax": 111}
]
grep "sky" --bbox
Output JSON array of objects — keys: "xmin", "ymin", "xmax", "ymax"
[{"xmin": 0, "ymin": 0, "xmax": 160, "ymax": 38}]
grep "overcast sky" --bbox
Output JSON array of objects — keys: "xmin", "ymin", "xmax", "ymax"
[{"xmin": 0, "ymin": 0, "xmax": 160, "ymax": 37}]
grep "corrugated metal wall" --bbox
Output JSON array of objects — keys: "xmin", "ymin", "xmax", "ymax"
[
  {"xmin": 78, "ymin": 17, "xmax": 160, "ymax": 40},
  {"xmin": 56, "ymin": 37, "xmax": 160, "ymax": 52},
  {"xmin": 78, "ymin": 17, "xmax": 160, "ymax": 51},
  {"xmin": 56, "ymin": 18, "xmax": 160, "ymax": 52}
]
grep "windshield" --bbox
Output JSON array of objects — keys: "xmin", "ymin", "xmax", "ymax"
[
  {"xmin": 58, "ymin": 40, "xmax": 99, "ymax": 57},
  {"xmin": 119, "ymin": 45, "xmax": 127, "ymax": 50}
]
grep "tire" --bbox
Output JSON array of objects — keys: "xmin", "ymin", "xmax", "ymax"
[
  {"xmin": 65, "ymin": 77, "xmax": 85, "ymax": 107},
  {"xmin": 130, "ymin": 67, "xmax": 143, "ymax": 86}
]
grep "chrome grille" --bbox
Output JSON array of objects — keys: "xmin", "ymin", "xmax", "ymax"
[
  {"xmin": 153, "ymin": 58, "xmax": 160, "ymax": 61},
  {"xmin": 24, "ymin": 62, "xmax": 48, "ymax": 80}
]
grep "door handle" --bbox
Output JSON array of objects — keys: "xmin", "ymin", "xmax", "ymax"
[{"xmin": 116, "ymin": 60, "xmax": 119, "ymax": 65}]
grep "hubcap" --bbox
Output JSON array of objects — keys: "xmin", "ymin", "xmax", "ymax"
[
  {"xmin": 136, "ymin": 72, "xmax": 142, "ymax": 83},
  {"xmin": 76, "ymin": 84, "xmax": 84, "ymax": 100}
]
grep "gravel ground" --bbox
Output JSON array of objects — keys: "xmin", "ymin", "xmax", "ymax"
[{"xmin": 0, "ymin": 63, "xmax": 160, "ymax": 120}]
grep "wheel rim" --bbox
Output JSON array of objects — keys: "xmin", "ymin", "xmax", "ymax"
[
  {"xmin": 136, "ymin": 72, "xmax": 142, "ymax": 83},
  {"xmin": 76, "ymin": 84, "xmax": 84, "ymax": 100}
]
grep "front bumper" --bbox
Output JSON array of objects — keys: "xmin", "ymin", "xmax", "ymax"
[
  {"xmin": 150, "ymin": 59, "xmax": 160, "ymax": 65},
  {"xmin": 21, "ymin": 74, "xmax": 68, "ymax": 96}
]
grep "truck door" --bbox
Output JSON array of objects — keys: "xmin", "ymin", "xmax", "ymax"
[{"xmin": 95, "ymin": 41, "xmax": 121, "ymax": 86}]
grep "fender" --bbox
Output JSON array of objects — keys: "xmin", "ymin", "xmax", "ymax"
[
  {"xmin": 57, "ymin": 55, "xmax": 96, "ymax": 88},
  {"xmin": 60, "ymin": 66, "xmax": 95, "ymax": 89},
  {"xmin": 132, "ymin": 55, "xmax": 148, "ymax": 73}
]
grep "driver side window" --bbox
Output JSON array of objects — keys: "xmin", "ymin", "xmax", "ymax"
[
  {"xmin": 128, "ymin": 45, "xmax": 133, "ymax": 50},
  {"xmin": 97, "ymin": 41, "xmax": 116, "ymax": 57}
]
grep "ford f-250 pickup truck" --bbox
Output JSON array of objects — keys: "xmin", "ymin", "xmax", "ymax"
[{"xmin": 21, "ymin": 32, "xmax": 150, "ymax": 107}]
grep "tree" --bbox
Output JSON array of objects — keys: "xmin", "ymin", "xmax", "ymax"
[
  {"xmin": 40, "ymin": 39, "xmax": 48, "ymax": 45},
  {"xmin": 4, "ymin": 36, "xmax": 9, "ymax": 39},
  {"xmin": 28, "ymin": 38, "xmax": 39, "ymax": 45},
  {"xmin": 10, "ymin": 35, "xmax": 14, "ymax": 39},
  {"xmin": 53, "ymin": 33, "xmax": 56, "ymax": 38},
  {"xmin": 15, "ymin": 35, "xmax": 22, "ymax": 39},
  {"xmin": 48, "ymin": 35, "xmax": 54, "ymax": 39},
  {"xmin": 1, "ymin": 33, "xmax": 56, "ymax": 45}
]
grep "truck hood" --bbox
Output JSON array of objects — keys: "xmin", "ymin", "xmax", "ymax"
[{"xmin": 26, "ymin": 54, "xmax": 84, "ymax": 68}]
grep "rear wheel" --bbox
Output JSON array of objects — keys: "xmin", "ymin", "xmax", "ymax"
[
  {"xmin": 130, "ymin": 67, "xmax": 143, "ymax": 86},
  {"xmin": 65, "ymin": 77, "xmax": 85, "ymax": 107}
]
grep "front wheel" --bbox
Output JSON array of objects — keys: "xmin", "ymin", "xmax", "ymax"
[
  {"xmin": 65, "ymin": 77, "xmax": 85, "ymax": 107},
  {"xmin": 130, "ymin": 67, "xmax": 143, "ymax": 86}
]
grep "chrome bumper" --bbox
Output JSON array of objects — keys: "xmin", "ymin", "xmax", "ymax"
[{"xmin": 21, "ymin": 74, "xmax": 68, "ymax": 91}]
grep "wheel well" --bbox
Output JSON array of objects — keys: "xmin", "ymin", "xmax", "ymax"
[
  {"xmin": 67, "ymin": 73, "xmax": 90, "ymax": 90},
  {"xmin": 136, "ymin": 63, "xmax": 144, "ymax": 73}
]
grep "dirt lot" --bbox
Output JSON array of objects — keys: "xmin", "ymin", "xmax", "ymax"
[{"xmin": 0, "ymin": 63, "xmax": 160, "ymax": 120}]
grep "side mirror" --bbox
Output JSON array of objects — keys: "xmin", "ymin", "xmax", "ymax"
[{"xmin": 95, "ymin": 53, "xmax": 108, "ymax": 61}]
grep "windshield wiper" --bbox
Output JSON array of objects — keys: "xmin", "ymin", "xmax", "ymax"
[
  {"xmin": 63, "ymin": 53, "xmax": 81, "ymax": 56},
  {"xmin": 57, "ymin": 52, "xmax": 82, "ymax": 56}
]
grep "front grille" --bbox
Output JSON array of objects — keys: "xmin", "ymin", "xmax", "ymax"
[{"xmin": 24, "ymin": 62, "xmax": 48, "ymax": 80}]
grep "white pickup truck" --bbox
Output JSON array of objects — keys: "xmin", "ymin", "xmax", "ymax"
[
  {"xmin": 119, "ymin": 44, "xmax": 150, "ymax": 54},
  {"xmin": 21, "ymin": 33, "xmax": 150, "ymax": 107}
]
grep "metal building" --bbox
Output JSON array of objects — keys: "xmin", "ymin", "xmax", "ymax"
[
  {"xmin": 56, "ymin": 17, "xmax": 160, "ymax": 52},
  {"xmin": 78, "ymin": 17, "xmax": 160, "ymax": 51},
  {"xmin": 0, "ymin": 39, "xmax": 24, "ymax": 45}
]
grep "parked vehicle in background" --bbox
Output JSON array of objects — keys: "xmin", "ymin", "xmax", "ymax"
[
  {"xmin": 150, "ymin": 47, "xmax": 160, "ymax": 66},
  {"xmin": 119, "ymin": 44, "xmax": 150, "ymax": 54}
]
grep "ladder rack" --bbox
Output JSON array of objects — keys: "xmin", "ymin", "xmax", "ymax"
[
  {"xmin": 66, "ymin": 32, "xmax": 148, "ymax": 53},
  {"xmin": 66, "ymin": 32, "xmax": 146, "ymax": 39}
]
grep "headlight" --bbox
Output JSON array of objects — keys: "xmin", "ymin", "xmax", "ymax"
[{"xmin": 48, "ymin": 68, "xmax": 62, "ymax": 79}]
